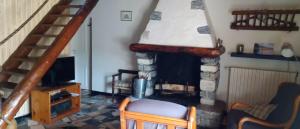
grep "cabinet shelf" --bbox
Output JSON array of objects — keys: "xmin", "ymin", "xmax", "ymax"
[
  {"xmin": 231, "ymin": 52, "xmax": 299, "ymax": 61},
  {"xmin": 51, "ymin": 107, "xmax": 78, "ymax": 120},
  {"xmin": 31, "ymin": 83, "xmax": 81, "ymax": 124},
  {"xmin": 51, "ymin": 97, "xmax": 72, "ymax": 106}
]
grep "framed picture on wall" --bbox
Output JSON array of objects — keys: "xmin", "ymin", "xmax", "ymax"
[{"xmin": 120, "ymin": 11, "xmax": 132, "ymax": 21}]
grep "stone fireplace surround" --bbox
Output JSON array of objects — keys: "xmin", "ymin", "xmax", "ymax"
[
  {"xmin": 130, "ymin": 42, "xmax": 225, "ymax": 128},
  {"xmin": 130, "ymin": 43, "xmax": 225, "ymax": 105}
]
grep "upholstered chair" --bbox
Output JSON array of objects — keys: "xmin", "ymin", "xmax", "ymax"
[
  {"xmin": 119, "ymin": 98, "xmax": 197, "ymax": 129},
  {"xmin": 227, "ymin": 82, "xmax": 300, "ymax": 129}
]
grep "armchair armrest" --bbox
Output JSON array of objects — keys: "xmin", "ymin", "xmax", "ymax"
[
  {"xmin": 231, "ymin": 102, "xmax": 253, "ymax": 110},
  {"xmin": 112, "ymin": 73, "xmax": 121, "ymax": 84},
  {"xmin": 238, "ymin": 117, "xmax": 285, "ymax": 129},
  {"xmin": 119, "ymin": 97, "xmax": 131, "ymax": 111},
  {"xmin": 119, "ymin": 97, "xmax": 131, "ymax": 129},
  {"xmin": 112, "ymin": 73, "xmax": 121, "ymax": 78},
  {"xmin": 187, "ymin": 106, "xmax": 197, "ymax": 129},
  {"xmin": 112, "ymin": 69, "xmax": 138, "ymax": 81}
]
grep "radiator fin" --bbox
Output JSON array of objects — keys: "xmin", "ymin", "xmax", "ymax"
[{"xmin": 228, "ymin": 67, "xmax": 297, "ymax": 106}]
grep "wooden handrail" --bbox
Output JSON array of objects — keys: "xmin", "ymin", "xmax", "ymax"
[{"xmin": 0, "ymin": 0, "xmax": 98, "ymax": 128}]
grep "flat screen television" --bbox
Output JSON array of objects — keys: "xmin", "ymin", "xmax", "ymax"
[{"xmin": 42, "ymin": 56, "xmax": 75, "ymax": 87}]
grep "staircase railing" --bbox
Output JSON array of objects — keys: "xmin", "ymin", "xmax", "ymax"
[{"xmin": 0, "ymin": 0, "xmax": 98, "ymax": 128}]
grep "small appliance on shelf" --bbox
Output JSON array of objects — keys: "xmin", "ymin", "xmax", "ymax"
[{"xmin": 253, "ymin": 43, "xmax": 274, "ymax": 55}]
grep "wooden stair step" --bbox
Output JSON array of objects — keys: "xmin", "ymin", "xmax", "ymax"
[
  {"xmin": 0, "ymin": 69, "xmax": 29, "ymax": 76},
  {"xmin": 13, "ymin": 57, "xmax": 40, "ymax": 62},
  {"xmin": 57, "ymin": 5, "xmax": 83, "ymax": 8},
  {"xmin": 24, "ymin": 45, "xmax": 50, "ymax": 49},
  {"xmin": 0, "ymin": 0, "xmax": 99, "ymax": 125},
  {"xmin": 31, "ymin": 34, "xmax": 58, "ymax": 37},
  {"xmin": 0, "ymin": 82, "xmax": 17, "ymax": 99},
  {"xmin": 40, "ymin": 24, "xmax": 67, "ymax": 27},
  {"xmin": 49, "ymin": 14, "xmax": 76, "ymax": 17},
  {"xmin": 0, "ymin": 82, "xmax": 17, "ymax": 89}
]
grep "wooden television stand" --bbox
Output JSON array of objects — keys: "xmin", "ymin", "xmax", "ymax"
[{"xmin": 31, "ymin": 83, "xmax": 81, "ymax": 124}]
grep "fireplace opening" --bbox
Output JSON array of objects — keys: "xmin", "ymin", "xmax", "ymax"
[
  {"xmin": 156, "ymin": 52, "xmax": 201, "ymax": 89},
  {"xmin": 151, "ymin": 52, "xmax": 202, "ymax": 101},
  {"xmin": 132, "ymin": 44, "xmax": 224, "ymax": 105}
]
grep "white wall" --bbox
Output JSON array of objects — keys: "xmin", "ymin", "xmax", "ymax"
[
  {"xmin": 72, "ymin": 0, "xmax": 300, "ymax": 98},
  {"xmin": 90, "ymin": 0, "xmax": 158, "ymax": 92},
  {"xmin": 205, "ymin": 0, "xmax": 300, "ymax": 101},
  {"xmin": 70, "ymin": 19, "xmax": 90, "ymax": 89},
  {"xmin": 70, "ymin": 0, "xmax": 90, "ymax": 89}
]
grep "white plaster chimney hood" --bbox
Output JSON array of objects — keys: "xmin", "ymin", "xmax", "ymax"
[{"xmin": 138, "ymin": 0, "xmax": 216, "ymax": 48}]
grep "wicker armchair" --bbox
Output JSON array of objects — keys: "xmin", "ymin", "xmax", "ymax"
[{"xmin": 111, "ymin": 69, "xmax": 138, "ymax": 101}]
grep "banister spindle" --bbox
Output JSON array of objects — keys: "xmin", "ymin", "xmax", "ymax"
[
  {"xmin": 259, "ymin": 14, "xmax": 263, "ymax": 27},
  {"xmin": 253, "ymin": 14, "xmax": 257, "ymax": 26},
  {"xmin": 278, "ymin": 13, "xmax": 282, "ymax": 26},
  {"xmin": 284, "ymin": 13, "xmax": 289, "ymax": 27},
  {"xmin": 246, "ymin": 13, "xmax": 250, "ymax": 26},
  {"xmin": 136, "ymin": 120, "xmax": 144, "ymax": 129},
  {"xmin": 167, "ymin": 124, "xmax": 176, "ymax": 129},
  {"xmin": 271, "ymin": 13, "xmax": 276, "ymax": 26},
  {"xmin": 265, "ymin": 13, "xmax": 269, "ymax": 26},
  {"xmin": 240, "ymin": 14, "xmax": 244, "ymax": 26},
  {"xmin": 290, "ymin": 13, "xmax": 296, "ymax": 27},
  {"xmin": 234, "ymin": 14, "xmax": 238, "ymax": 25}
]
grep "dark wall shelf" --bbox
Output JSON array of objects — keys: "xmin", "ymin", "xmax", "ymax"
[{"xmin": 231, "ymin": 52, "xmax": 299, "ymax": 61}]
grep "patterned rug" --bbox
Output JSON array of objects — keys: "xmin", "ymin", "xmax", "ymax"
[{"xmin": 17, "ymin": 90, "xmax": 121, "ymax": 129}]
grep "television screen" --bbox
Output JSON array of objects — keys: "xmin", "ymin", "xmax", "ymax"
[{"xmin": 42, "ymin": 56, "xmax": 75, "ymax": 86}]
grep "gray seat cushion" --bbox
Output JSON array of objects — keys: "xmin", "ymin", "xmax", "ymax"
[{"xmin": 126, "ymin": 99, "xmax": 188, "ymax": 129}]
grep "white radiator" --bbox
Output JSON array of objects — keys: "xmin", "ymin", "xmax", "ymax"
[{"xmin": 227, "ymin": 67, "xmax": 298, "ymax": 107}]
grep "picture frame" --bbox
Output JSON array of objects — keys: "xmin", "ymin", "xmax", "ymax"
[{"xmin": 120, "ymin": 11, "xmax": 132, "ymax": 21}]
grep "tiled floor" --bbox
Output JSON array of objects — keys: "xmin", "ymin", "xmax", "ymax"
[
  {"xmin": 17, "ymin": 90, "xmax": 121, "ymax": 129},
  {"xmin": 17, "ymin": 90, "xmax": 225, "ymax": 129}
]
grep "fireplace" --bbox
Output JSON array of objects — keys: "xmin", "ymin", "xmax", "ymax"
[
  {"xmin": 131, "ymin": 43, "xmax": 224, "ymax": 105},
  {"xmin": 130, "ymin": 0, "xmax": 225, "ymax": 106}
]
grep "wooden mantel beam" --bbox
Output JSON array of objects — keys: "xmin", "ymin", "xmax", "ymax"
[{"xmin": 130, "ymin": 43, "xmax": 225, "ymax": 58}]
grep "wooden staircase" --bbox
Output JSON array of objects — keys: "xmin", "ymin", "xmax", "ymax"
[{"xmin": 0, "ymin": 0, "xmax": 98, "ymax": 128}]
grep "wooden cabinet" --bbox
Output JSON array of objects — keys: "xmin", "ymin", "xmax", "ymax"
[{"xmin": 31, "ymin": 83, "xmax": 81, "ymax": 124}]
